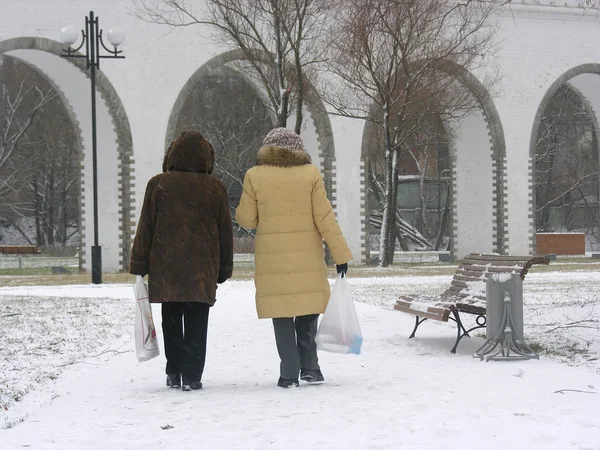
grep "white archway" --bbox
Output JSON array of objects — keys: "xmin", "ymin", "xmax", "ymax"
[{"xmin": 0, "ymin": 37, "xmax": 135, "ymax": 272}]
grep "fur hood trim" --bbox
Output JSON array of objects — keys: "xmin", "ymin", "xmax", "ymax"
[{"xmin": 256, "ymin": 145, "xmax": 312, "ymax": 167}]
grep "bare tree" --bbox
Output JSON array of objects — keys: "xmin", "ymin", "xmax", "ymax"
[
  {"xmin": 0, "ymin": 55, "xmax": 79, "ymax": 248},
  {"xmin": 403, "ymin": 123, "xmax": 450, "ymax": 245},
  {"xmin": 0, "ymin": 60, "xmax": 57, "ymax": 202},
  {"xmin": 134, "ymin": 0, "xmax": 331, "ymax": 134},
  {"xmin": 502, "ymin": 0, "xmax": 600, "ymax": 9},
  {"xmin": 573, "ymin": 0, "xmax": 600, "ymax": 9},
  {"xmin": 172, "ymin": 72, "xmax": 275, "ymax": 237},
  {"xmin": 325, "ymin": 0, "xmax": 499, "ymax": 266},
  {"xmin": 535, "ymin": 84, "xmax": 599, "ymax": 245}
]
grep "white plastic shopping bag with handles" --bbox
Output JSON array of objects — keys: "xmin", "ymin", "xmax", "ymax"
[
  {"xmin": 316, "ymin": 274, "xmax": 363, "ymax": 354},
  {"xmin": 133, "ymin": 275, "xmax": 160, "ymax": 362}
]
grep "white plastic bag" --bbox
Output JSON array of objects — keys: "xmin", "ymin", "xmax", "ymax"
[
  {"xmin": 316, "ymin": 274, "xmax": 363, "ymax": 354},
  {"xmin": 133, "ymin": 275, "xmax": 160, "ymax": 362}
]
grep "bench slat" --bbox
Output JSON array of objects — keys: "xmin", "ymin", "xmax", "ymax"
[
  {"xmin": 464, "ymin": 254, "xmax": 543, "ymax": 262},
  {"xmin": 455, "ymin": 269, "xmax": 487, "ymax": 278},
  {"xmin": 460, "ymin": 261, "xmax": 527, "ymax": 270},
  {"xmin": 459, "ymin": 264, "xmax": 528, "ymax": 274},
  {"xmin": 455, "ymin": 303, "xmax": 486, "ymax": 315},
  {"xmin": 451, "ymin": 279, "xmax": 467, "ymax": 288},
  {"xmin": 453, "ymin": 274, "xmax": 487, "ymax": 283},
  {"xmin": 394, "ymin": 304, "xmax": 450, "ymax": 322},
  {"xmin": 397, "ymin": 296, "xmax": 456, "ymax": 312}
]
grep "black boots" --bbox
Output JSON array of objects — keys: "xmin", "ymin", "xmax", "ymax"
[
  {"xmin": 182, "ymin": 378, "xmax": 203, "ymax": 391},
  {"xmin": 277, "ymin": 370, "xmax": 325, "ymax": 388},
  {"xmin": 166, "ymin": 373, "xmax": 181, "ymax": 389},
  {"xmin": 277, "ymin": 378, "xmax": 300, "ymax": 388},
  {"xmin": 166, "ymin": 373, "xmax": 202, "ymax": 391},
  {"xmin": 300, "ymin": 369, "xmax": 325, "ymax": 383}
]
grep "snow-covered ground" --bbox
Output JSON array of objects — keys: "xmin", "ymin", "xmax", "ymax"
[
  {"xmin": 0, "ymin": 256, "xmax": 79, "ymax": 270},
  {"xmin": 1, "ymin": 274, "xmax": 599, "ymax": 449}
]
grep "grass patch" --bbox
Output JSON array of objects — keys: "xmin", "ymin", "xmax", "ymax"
[
  {"xmin": 526, "ymin": 340, "xmax": 589, "ymax": 359},
  {"xmin": 0, "ymin": 264, "xmax": 457, "ymax": 287},
  {"xmin": 0, "ymin": 268, "xmax": 56, "ymax": 276},
  {"xmin": 2, "ymin": 255, "xmax": 600, "ymax": 288}
]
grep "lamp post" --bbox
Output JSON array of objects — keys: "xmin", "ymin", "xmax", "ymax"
[{"xmin": 59, "ymin": 12, "xmax": 125, "ymax": 284}]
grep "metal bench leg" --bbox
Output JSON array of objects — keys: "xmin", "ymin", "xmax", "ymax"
[
  {"xmin": 451, "ymin": 312, "xmax": 487, "ymax": 354},
  {"xmin": 449, "ymin": 311, "xmax": 470, "ymax": 338},
  {"xmin": 409, "ymin": 316, "xmax": 427, "ymax": 338},
  {"xmin": 450, "ymin": 311, "xmax": 464, "ymax": 353}
]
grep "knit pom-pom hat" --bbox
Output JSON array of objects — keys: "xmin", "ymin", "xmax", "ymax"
[{"xmin": 262, "ymin": 127, "xmax": 305, "ymax": 152}]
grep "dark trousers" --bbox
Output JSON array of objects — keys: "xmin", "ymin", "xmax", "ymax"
[
  {"xmin": 162, "ymin": 302, "xmax": 210, "ymax": 381},
  {"xmin": 272, "ymin": 314, "xmax": 320, "ymax": 379}
]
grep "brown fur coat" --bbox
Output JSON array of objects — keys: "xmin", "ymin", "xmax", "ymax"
[{"xmin": 130, "ymin": 131, "xmax": 233, "ymax": 304}]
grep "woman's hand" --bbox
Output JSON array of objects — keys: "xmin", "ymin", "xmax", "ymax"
[{"xmin": 336, "ymin": 263, "xmax": 348, "ymax": 278}]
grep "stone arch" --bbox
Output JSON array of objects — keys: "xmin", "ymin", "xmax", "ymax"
[
  {"xmin": 1, "ymin": 54, "xmax": 86, "ymax": 268},
  {"xmin": 529, "ymin": 64, "xmax": 600, "ymax": 253},
  {"xmin": 361, "ymin": 62, "xmax": 506, "ymax": 259},
  {"xmin": 169, "ymin": 63, "xmax": 278, "ymax": 137},
  {"xmin": 166, "ymin": 49, "xmax": 336, "ymax": 194},
  {"xmin": 529, "ymin": 64, "xmax": 600, "ymax": 156},
  {"xmin": 0, "ymin": 37, "xmax": 135, "ymax": 271}
]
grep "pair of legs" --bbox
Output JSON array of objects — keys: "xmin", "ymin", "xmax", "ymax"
[
  {"xmin": 162, "ymin": 302, "xmax": 210, "ymax": 386},
  {"xmin": 272, "ymin": 314, "xmax": 320, "ymax": 381}
]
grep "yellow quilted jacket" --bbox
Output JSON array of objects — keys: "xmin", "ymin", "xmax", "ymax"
[{"xmin": 236, "ymin": 145, "xmax": 353, "ymax": 319}]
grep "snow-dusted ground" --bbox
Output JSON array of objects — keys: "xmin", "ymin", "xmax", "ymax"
[
  {"xmin": 0, "ymin": 256, "xmax": 79, "ymax": 270},
  {"xmin": 0, "ymin": 274, "xmax": 599, "ymax": 449}
]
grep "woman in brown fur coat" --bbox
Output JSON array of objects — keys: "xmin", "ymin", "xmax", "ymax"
[{"xmin": 130, "ymin": 131, "xmax": 234, "ymax": 391}]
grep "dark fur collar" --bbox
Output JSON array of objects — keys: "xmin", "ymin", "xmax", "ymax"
[{"xmin": 256, "ymin": 145, "xmax": 311, "ymax": 167}]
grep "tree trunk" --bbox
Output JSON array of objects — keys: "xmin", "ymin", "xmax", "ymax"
[
  {"xmin": 395, "ymin": 222, "xmax": 410, "ymax": 251},
  {"xmin": 274, "ymin": 4, "xmax": 289, "ymax": 128},
  {"xmin": 4, "ymin": 217, "xmax": 34, "ymax": 245},
  {"xmin": 418, "ymin": 154, "xmax": 430, "ymax": 238},
  {"xmin": 293, "ymin": 35, "xmax": 303, "ymax": 134},
  {"xmin": 47, "ymin": 157, "xmax": 55, "ymax": 246},
  {"xmin": 435, "ymin": 183, "xmax": 451, "ymax": 250},
  {"xmin": 539, "ymin": 135, "xmax": 558, "ymax": 230},
  {"xmin": 370, "ymin": 166, "xmax": 432, "ymax": 250},
  {"xmin": 294, "ymin": 61, "xmax": 303, "ymax": 134},
  {"xmin": 369, "ymin": 210, "xmax": 431, "ymax": 249},
  {"xmin": 33, "ymin": 174, "xmax": 44, "ymax": 246},
  {"xmin": 62, "ymin": 179, "xmax": 68, "ymax": 245},
  {"xmin": 379, "ymin": 112, "xmax": 398, "ymax": 267}
]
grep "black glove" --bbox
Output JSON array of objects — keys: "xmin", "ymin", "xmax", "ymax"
[
  {"xmin": 336, "ymin": 263, "xmax": 348, "ymax": 278},
  {"xmin": 217, "ymin": 274, "xmax": 228, "ymax": 284}
]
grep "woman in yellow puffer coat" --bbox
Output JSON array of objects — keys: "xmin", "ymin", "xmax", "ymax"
[{"xmin": 236, "ymin": 127, "xmax": 352, "ymax": 388}]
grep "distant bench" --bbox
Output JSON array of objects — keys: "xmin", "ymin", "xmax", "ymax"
[
  {"xmin": 0, "ymin": 246, "xmax": 41, "ymax": 255},
  {"xmin": 394, "ymin": 253, "xmax": 550, "ymax": 353}
]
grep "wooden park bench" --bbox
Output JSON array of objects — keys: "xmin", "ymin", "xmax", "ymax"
[
  {"xmin": 394, "ymin": 253, "xmax": 550, "ymax": 353},
  {"xmin": 0, "ymin": 245, "xmax": 41, "ymax": 255}
]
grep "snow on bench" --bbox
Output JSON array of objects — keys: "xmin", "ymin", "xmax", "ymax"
[{"xmin": 394, "ymin": 253, "xmax": 550, "ymax": 353}]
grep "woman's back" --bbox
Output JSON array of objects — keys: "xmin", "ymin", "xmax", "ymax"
[
  {"xmin": 245, "ymin": 164, "xmax": 318, "ymax": 235},
  {"xmin": 130, "ymin": 131, "xmax": 233, "ymax": 305},
  {"xmin": 236, "ymin": 129, "xmax": 351, "ymax": 319}
]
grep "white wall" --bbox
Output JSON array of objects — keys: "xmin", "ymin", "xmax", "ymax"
[
  {"xmin": 493, "ymin": 5, "xmax": 600, "ymax": 254},
  {"xmin": 451, "ymin": 110, "xmax": 495, "ymax": 258},
  {"xmin": 4, "ymin": 0, "xmax": 600, "ymax": 266},
  {"xmin": 331, "ymin": 116, "xmax": 366, "ymax": 263}
]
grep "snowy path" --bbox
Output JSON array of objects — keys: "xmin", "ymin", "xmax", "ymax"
[{"xmin": 1, "ymin": 281, "xmax": 600, "ymax": 449}]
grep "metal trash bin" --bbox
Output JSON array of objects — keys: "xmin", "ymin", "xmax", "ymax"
[
  {"xmin": 474, "ymin": 273, "xmax": 539, "ymax": 361},
  {"xmin": 485, "ymin": 274, "xmax": 523, "ymax": 340}
]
